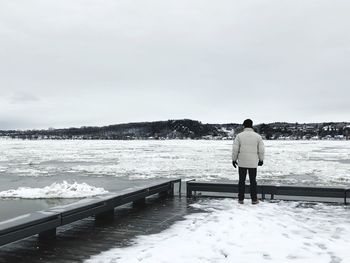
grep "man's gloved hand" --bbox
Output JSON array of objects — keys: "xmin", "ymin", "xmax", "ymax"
[
  {"xmin": 258, "ymin": 160, "xmax": 264, "ymax": 166},
  {"xmin": 232, "ymin": 161, "xmax": 237, "ymax": 168}
]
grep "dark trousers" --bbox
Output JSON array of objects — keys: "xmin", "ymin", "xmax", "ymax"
[{"xmin": 238, "ymin": 167, "xmax": 257, "ymax": 201}]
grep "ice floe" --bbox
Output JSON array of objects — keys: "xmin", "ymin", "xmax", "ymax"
[{"xmin": 0, "ymin": 181, "xmax": 108, "ymax": 199}]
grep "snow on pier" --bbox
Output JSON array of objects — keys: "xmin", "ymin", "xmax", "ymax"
[{"xmin": 1, "ymin": 191, "xmax": 349, "ymax": 263}]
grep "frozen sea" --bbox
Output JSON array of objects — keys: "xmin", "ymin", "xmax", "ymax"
[
  {"xmin": 1, "ymin": 139, "xmax": 349, "ymax": 186},
  {"xmin": 1, "ymin": 139, "xmax": 350, "ymax": 262}
]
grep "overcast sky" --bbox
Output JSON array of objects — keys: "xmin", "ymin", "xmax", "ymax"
[{"xmin": 0, "ymin": 0, "xmax": 349, "ymax": 129}]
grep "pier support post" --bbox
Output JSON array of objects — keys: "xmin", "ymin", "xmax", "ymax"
[
  {"xmin": 159, "ymin": 186, "xmax": 174, "ymax": 198},
  {"xmin": 167, "ymin": 183, "xmax": 174, "ymax": 197},
  {"xmin": 159, "ymin": 191, "xmax": 168, "ymax": 198},
  {"xmin": 133, "ymin": 198, "xmax": 146, "ymax": 208},
  {"xmin": 95, "ymin": 209, "xmax": 115, "ymax": 222},
  {"xmin": 39, "ymin": 228, "xmax": 56, "ymax": 241},
  {"xmin": 186, "ymin": 180, "xmax": 196, "ymax": 197},
  {"xmin": 344, "ymin": 189, "xmax": 350, "ymax": 205},
  {"xmin": 169, "ymin": 183, "xmax": 175, "ymax": 197},
  {"xmin": 186, "ymin": 184, "xmax": 192, "ymax": 197}
]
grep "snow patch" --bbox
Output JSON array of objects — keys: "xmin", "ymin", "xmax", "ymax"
[
  {"xmin": 85, "ymin": 199, "xmax": 350, "ymax": 263},
  {"xmin": 0, "ymin": 181, "xmax": 109, "ymax": 199}
]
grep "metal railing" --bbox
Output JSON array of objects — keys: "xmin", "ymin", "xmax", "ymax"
[{"xmin": 186, "ymin": 180, "xmax": 350, "ymax": 204}]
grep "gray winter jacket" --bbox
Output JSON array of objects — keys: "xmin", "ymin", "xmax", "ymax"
[{"xmin": 232, "ymin": 128, "xmax": 265, "ymax": 168}]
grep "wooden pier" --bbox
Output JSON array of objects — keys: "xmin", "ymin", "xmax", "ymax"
[
  {"xmin": 0, "ymin": 179, "xmax": 181, "ymax": 248},
  {"xmin": 0, "ymin": 192, "xmax": 193, "ymax": 263},
  {"xmin": 1, "ymin": 179, "xmax": 349, "ymax": 262}
]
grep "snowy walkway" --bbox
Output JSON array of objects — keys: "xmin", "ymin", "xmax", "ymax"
[
  {"xmin": 86, "ymin": 199, "xmax": 350, "ymax": 263},
  {"xmin": 1, "ymin": 197, "xmax": 349, "ymax": 263}
]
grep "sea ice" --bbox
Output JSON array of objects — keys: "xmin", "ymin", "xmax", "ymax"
[
  {"xmin": 0, "ymin": 139, "xmax": 349, "ymax": 186},
  {"xmin": 0, "ymin": 181, "xmax": 109, "ymax": 199}
]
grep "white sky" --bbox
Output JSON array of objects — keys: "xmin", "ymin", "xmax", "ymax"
[{"xmin": 0, "ymin": 0, "xmax": 349, "ymax": 129}]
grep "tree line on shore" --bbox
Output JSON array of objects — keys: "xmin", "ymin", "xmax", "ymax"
[{"xmin": 0, "ymin": 119, "xmax": 349, "ymax": 140}]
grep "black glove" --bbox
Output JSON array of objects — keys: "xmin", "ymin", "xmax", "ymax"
[
  {"xmin": 232, "ymin": 161, "xmax": 237, "ymax": 168},
  {"xmin": 258, "ymin": 160, "xmax": 263, "ymax": 166}
]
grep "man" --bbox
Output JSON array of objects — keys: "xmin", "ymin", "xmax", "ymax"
[{"xmin": 232, "ymin": 119, "xmax": 265, "ymax": 204}]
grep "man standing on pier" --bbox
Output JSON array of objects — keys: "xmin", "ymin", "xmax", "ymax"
[{"xmin": 232, "ymin": 119, "xmax": 265, "ymax": 204}]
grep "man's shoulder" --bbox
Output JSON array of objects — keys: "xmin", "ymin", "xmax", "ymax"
[
  {"xmin": 253, "ymin": 131, "xmax": 263, "ymax": 139},
  {"xmin": 241, "ymin": 130, "xmax": 263, "ymax": 140},
  {"xmin": 240, "ymin": 129, "xmax": 261, "ymax": 135}
]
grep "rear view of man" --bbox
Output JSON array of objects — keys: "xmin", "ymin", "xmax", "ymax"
[{"xmin": 232, "ymin": 119, "xmax": 265, "ymax": 204}]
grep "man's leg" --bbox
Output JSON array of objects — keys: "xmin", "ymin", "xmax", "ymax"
[
  {"xmin": 238, "ymin": 167, "xmax": 247, "ymax": 201},
  {"xmin": 248, "ymin": 168, "xmax": 258, "ymax": 202}
]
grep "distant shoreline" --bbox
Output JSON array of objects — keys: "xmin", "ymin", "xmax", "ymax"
[
  {"xmin": 0, "ymin": 137, "xmax": 349, "ymax": 142},
  {"xmin": 1, "ymin": 119, "xmax": 349, "ymax": 140}
]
